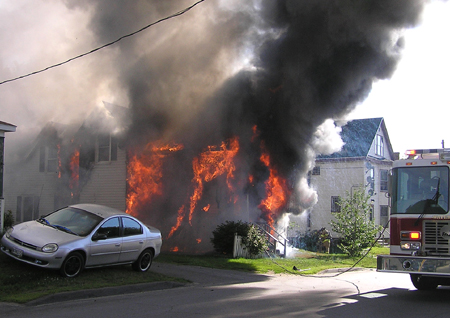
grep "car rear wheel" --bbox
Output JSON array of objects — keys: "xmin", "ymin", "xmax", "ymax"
[
  {"xmin": 410, "ymin": 274, "xmax": 438, "ymax": 290},
  {"xmin": 132, "ymin": 249, "xmax": 153, "ymax": 272},
  {"xmin": 60, "ymin": 252, "xmax": 85, "ymax": 277}
]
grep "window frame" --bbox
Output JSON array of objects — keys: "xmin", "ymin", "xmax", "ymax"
[
  {"xmin": 97, "ymin": 134, "xmax": 118, "ymax": 163},
  {"xmin": 331, "ymin": 196, "xmax": 341, "ymax": 213},
  {"xmin": 375, "ymin": 135, "xmax": 384, "ymax": 157},
  {"xmin": 380, "ymin": 169, "xmax": 389, "ymax": 192},
  {"xmin": 39, "ymin": 145, "xmax": 59, "ymax": 173}
]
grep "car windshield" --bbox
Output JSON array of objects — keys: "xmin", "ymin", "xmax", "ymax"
[
  {"xmin": 391, "ymin": 166, "xmax": 449, "ymax": 215},
  {"xmin": 39, "ymin": 207, "xmax": 103, "ymax": 236}
]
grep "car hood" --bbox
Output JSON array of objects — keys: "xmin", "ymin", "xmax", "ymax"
[{"xmin": 10, "ymin": 221, "xmax": 83, "ymax": 247}]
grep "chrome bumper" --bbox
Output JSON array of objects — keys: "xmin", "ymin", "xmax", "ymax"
[{"xmin": 377, "ymin": 254, "xmax": 450, "ymax": 276}]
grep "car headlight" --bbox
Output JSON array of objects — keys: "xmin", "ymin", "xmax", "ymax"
[
  {"xmin": 4, "ymin": 227, "xmax": 13, "ymax": 239},
  {"xmin": 42, "ymin": 243, "xmax": 59, "ymax": 253}
]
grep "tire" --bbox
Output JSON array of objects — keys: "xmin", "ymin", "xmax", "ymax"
[
  {"xmin": 410, "ymin": 274, "xmax": 438, "ymax": 290},
  {"xmin": 60, "ymin": 252, "xmax": 85, "ymax": 278},
  {"xmin": 132, "ymin": 249, "xmax": 154, "ymax": 272}
]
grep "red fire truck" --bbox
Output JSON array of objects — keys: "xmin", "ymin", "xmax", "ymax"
[{"xmin": 377, "ymin": 148, "xmax": 450, "ymax": 290}]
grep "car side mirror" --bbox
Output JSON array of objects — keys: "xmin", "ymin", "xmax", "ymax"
[{"xmin": 92, "ymin": 232, "xmax": 108, "ymax": 241}]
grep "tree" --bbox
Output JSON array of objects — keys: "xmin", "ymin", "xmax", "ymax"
[
  {"xmin": 241, "ymin": 224, "xmax": 268, "ymax": 257},
  {"xmin": 330, "ymin": 188, "xmax": 382, "ymax": 257}
]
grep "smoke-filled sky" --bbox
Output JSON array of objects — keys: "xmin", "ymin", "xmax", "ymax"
[
  {"xmin": 1, "ymin": 0, "xmax": 445, "ymax": 209},
  {"xmin": 348, "ymin": 0, "xmax": 450, "ymax": 156}
]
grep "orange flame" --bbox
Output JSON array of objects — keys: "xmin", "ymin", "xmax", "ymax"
[
  {"xmin": 251, "ymin": 125, "xmax": 259, "ymax": 142},
  {"xmin": 258, "ymin": 142, "xmax": 290, "ymax": 226},
  {"xmin": 196, "ymin": 238, "xmax": 202, "ymax": 244},
  {"xmin": 126, "ymin": 142, "xmax": 183, "ymax": 215},
  {"xmin": 202, "ymin": 204, "xmax": 211, "ymax": 212},
  {"xmin": 188, "ymin": 137, "xmax": 239, "ymax": 224},
  {"xmin": 57, "ymin": 144, "xmax": 62, "ymax": 178},
  {"xmin": 69, "ymin": 149, "xmax": 80, "ymax": 197},
  {"xmin": 168, "ymin": 205, "xmax": 186, "ymax": 238}
]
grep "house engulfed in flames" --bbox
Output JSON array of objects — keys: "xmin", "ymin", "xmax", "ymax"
[{"xmin": 4, "ymin": 102, "xmax": 293, "ymax": 253}]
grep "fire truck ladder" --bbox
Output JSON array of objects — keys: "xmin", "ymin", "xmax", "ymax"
[{"xmin": 255, "ymin": 222, "xmax": 288, "ymax": 258}]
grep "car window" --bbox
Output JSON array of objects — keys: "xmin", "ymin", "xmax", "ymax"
[
  {"xmin": 96, "ymin": 217, "xmax": 120, "ymax": 239},
  {"xmin": 122, "ymin": 217, "xmax": 143, "ymax": 236},
  {"xmin": 44, "ymin": 207, "xmax": 103, "ymax": 236}
]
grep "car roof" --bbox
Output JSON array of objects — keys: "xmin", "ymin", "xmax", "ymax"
[{"xmin": 69, "ymin": 204, "xmax": 129, "ymax": 219}]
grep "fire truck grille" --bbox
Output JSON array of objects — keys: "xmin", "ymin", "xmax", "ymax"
[{"xmin": 423, "ymin": 221, "xmax": 450, "ymax": 255}]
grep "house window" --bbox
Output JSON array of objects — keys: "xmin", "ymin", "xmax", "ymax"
[
  {"xmin": 47, "ymin": 146, "xmax": 58, "ymax": 172},
  {"xmin": 97, "ymin": 134, "xmax": 118, "ymax": 162},
  {"xmin": 380, "ymin": 169, "xmax": 388, "ymax": 191},
  {"xmin": 16, "ymin": 196, "xmax": 40, "ymax": 222},
  {"xmin": 380, "ymin": 205, "xmax": 389, "ymax": 227},
  {"xmin": 331, "ymin": 196, "xmax": 340, "ymax": 212},
  {"xmin": 375, "ymin": 135, "xmax": 384, "ymax": 157},
  {"xmin": 39, "ymin": 145, "xmax": 58, "ymax": 173},
  {"xmin": 312, "ymin": 166, "xmax": 321, "ymax": 175}
]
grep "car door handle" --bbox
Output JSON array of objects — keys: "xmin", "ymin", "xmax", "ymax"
[
  {"xmin": 115, "ymin": 243, "xmax": 121, "ymax": 247},
  {"xmin": 139, "ymin": 240, "xmax": 144, "ymax": 244}
]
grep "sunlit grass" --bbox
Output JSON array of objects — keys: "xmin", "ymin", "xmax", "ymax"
[{"xmin": 157, "ymin": 246, "xmax": 389, "ymax": 275}]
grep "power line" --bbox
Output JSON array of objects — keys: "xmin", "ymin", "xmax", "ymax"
[{"xmin": 0, "ymin": 0, "xmax": 206, "ymax": 86}]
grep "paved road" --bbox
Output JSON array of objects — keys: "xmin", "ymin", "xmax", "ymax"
[{"xmin": 2, "ymin": 262, "xmax": 450, "ymax": 317}]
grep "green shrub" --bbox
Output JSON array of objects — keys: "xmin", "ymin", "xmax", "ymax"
[
  {"xmin": 211, "ymin": 220, "xmax": 249, "ymax": 255},
  {"xmin": 211, "ymin": 221, "xmax": 268, "ymax": 257},
  {"xmin": 241, "ymin": 224, "xmax": 268, "ymax": 257},
  {"xmin": 3, "ymin": 210, "xmax": 14, "ymax": 229},
  {"xmin": 331, "ymin": 188, "xmax": 383, "ymax": 257}
]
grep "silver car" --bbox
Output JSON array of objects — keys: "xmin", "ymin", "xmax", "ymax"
[{"xmin": 1, "ymin": 203, "xmax": 162, "ymax": 277}]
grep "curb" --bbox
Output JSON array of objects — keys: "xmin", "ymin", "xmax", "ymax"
[{"xmin": 26, "ymin": 281, "xmax": 186, "ymax": 306}]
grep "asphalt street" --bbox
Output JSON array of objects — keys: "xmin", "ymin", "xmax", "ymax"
[{"xmin": 2, "ymin": 262, "xmax": 450, "ymax": 317}]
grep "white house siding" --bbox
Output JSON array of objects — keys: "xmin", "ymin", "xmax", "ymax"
[
  {"xmin": 4, "ymin": 151, "xmax": 61, "ymax": 221},
  {"xmin": 290, "ymin": 159, "xmax": 392, "ymax": 239},
  {"xmin": 79, "ymin": 148, "xmax": 127, "ymax": 211},
  {"xmin": 307, "ymin": 160, "xmax": 366, "ymax": 237}
]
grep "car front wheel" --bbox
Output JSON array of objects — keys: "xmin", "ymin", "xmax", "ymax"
[
  {"xmin": 132, "ymin": 249, "xmax": 154, "ymax": 272},
  {"xmin": 60, "ymin": 252, "xmax": 85, "ymax": 277}
]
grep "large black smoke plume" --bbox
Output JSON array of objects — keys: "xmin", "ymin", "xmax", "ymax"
[{"xmin": 63, "ymin": 0, "xmax": 425, "ymax": 252}]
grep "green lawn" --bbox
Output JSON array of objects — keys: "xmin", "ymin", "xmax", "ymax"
[
  {"xmin": 156, "ymin": 246, "xmax": 389, "ymax": 275},
  {"xmin": 0, "ymin": 246, "xmax": 389, "ymax": 303},
  {"xmin": 0, "ymin": 252, "xmax": 185, "ymax": 303}
]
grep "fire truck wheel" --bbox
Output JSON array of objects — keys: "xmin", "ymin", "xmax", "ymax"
[{"xmin": 410, "ymin": 274, "xmax": 438, "ymax": 290}]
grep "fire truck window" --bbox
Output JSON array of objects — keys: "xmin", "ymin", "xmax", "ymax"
[{"xmin": 392, "ymin": 166, "xmax": 449, "ymax": 214}]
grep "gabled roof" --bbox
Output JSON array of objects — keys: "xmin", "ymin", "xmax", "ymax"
[{"xmin": 318, "ymin": 117, "xmax": 393, "ymax": 160}]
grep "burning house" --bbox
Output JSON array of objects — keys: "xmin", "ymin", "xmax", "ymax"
[
  {"xmin": 3, "ymin": 103, "xmax": 128, "ymax": 223},
  {"xmin": 3, "ymin": 0, "xmax": 427, "ymax": 253}
]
